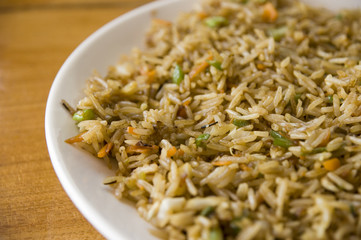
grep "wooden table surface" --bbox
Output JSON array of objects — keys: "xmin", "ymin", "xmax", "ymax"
[{"xmin": 0, "ymin": 0, "xmax": 153, "ymax": 239}]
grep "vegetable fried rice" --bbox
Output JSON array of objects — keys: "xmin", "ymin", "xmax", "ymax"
[{"xmin": 64, "ymin": 0, "xmax": 361, "ymax": 239}]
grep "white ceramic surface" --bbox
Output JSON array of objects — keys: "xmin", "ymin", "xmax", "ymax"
[{"xmin": 45, "ymin": 1, "xmax": 361, "ymax": 239}]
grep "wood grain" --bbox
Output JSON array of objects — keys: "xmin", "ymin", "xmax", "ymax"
[{"xmin": 0, "ymin": 0, "xmax": 152, "ymax": 239}]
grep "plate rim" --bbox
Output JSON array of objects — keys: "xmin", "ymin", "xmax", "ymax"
[{"xmin": 44, "ymin": 0, "xmax": 188, "ymax": 239}]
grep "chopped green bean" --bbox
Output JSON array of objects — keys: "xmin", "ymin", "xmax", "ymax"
[
  {"xmin": 72, "ymin": 109, "xmax": 95, "ymax": 122},
  {"xmin": 172, "ymin": 64, "xmax": 184, "ymax": 85},
  {"xmin": 207, "ymin": 60, "xmax": 222, "ymax": 70},
  {"xmin": 204, "ymin": 16, "xmax": 228, "ymax": 28},
  {"xmin": 270, "ymin": 130, "xmax": 293, "ymax": 149},
  {"xmin": 311, "ymin": 147, "xmax": 327, "ymax": 154},
  {"xmin": 267, "ymin": 26, "xmax": 288, "ymax": 41},
  {"xmin": 200, "ymin": 206, "xmax": 215, "ymax": 217},
  {"xmin": 232, "ymin": 119, "xmax": 250, "ymax": 127},
  {"xmin": 209, "ymin": 227, "xmax": 223, "ymax": 240},
  {"xmin": 196, "ymin": 133, "xmax": 210, "ymax": 147}
]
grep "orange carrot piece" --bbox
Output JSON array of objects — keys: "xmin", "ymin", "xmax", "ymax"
[
  {"xmin": 126, "ymin": 145, "xmax": 159, "ymax": 154},
  {"xmin": 152, "ymin": 18, "xmax": 172, "ymax": 26},
  {"xmin": 262, "ymin": 2, "xmax": 278, "ymax": 23},
  {"xmin": 127, "ymin": 126, "xmax": 136, "ymax": 135},
  {"xmin": 97, "ymin": 142, "xmax": 114, "ymax": 158},
  {"xmin": 167, "ymin": 146, "xmax": 177, "ymax": 158},
  {"xmin": 257, "ymin": 63, "xmax": 265, "ymax": 70},
  {"xmin": 197, "ymin": 11, "xmax": 208, "ymax": 19},
  {"xmin": 147, "ymin": 70, "xmax": 156, "ymax": 83},
  {"xmin": 182, "ymin": 99, "xmax": 192, "ymax": 106},
  {"xmin": 212, "ymin": 161, "xmax": 233, "ymax": 166},
  {"xmin": 323, "ymin": 158, "xmax": 341, "ymax": 171},
  {"xmin": 64, "ymin": 131, "xmax": 87, "ymax": 144},
  {"xmin": 189, "ymin": 56, "xmax": 213, "ymax": 80}
]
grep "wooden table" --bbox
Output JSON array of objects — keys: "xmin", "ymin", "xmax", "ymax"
[{"xmin": 0, "ymin": 0, "xmax": 153, "ymax": 238}]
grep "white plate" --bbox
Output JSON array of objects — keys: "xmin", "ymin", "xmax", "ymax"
[{"xmin": 45, "ymin": 0, "xmax": 361, "ymax": 239}]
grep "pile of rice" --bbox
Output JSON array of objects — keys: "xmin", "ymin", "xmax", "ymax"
[{"xmin": 65, "ymin": 0, "xmax": 361, "ymax": 239}]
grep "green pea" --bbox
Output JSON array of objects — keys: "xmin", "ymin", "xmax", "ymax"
[
  {"xmin": 270, "ymin": 130, "xmax": 293, "ymax": 149},
  {"xmin": 72, "ymin": 109, "xmax": 95, "ymax": 122},
  {"xmin": 209, "ymin": 227, "xmax": 223, "ymax": 240},
  {"xmin": 196, "ymin": 133, "xmax": 210, "ymax": 147},
  {"xmin": 207, "ymin": 60, "xmax": 223, "ymax": 70},
  {"xmin": 200, "ymin": 206, "xmax": 215, "ymax": 217},
  {"xmin": 267, "ymin": 26, "xmax": 288, "ymax": 41},
  {"xmin": 172, "ymin": 64, "xmax": 184, "ymax": 85},
  {"xmin": 232, "ymin": 119, "xmax": 250, "ymax": 128},
  {"xmin": 204, "ymin": 16, "xmax": 228, "ymax": 28}
]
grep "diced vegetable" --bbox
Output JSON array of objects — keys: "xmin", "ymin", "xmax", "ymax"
[
  {"xmin": 233, "ymin": 119, "xmax": 250, "ymax": 127},
  {"xmin": 126, "ymin": 145, "xmax": 159, "ymax": 154},
  {"xmin": 183, "ymin": 99, "xmax": 192, "ymax": 106},
  {"xmin": 204, "ymin": 16, "xmax": 228, "ymax": 28},
  {"xmin": 311, "ymin": 147, "xmax": 327, "ymax": 154},
  {"xmin": 267, "ymin": 26, "xmax": 287, "ymax": 41},
  {"xmin": 200, "ymin": 206, "xmax": 215, "ymax": 217},
  {"xmin": 189, "ymin": 58, "xmax": 212, "ymax": 80},
  {"xmin": 212, "ymin": 161, "xmax": 233, "ymax": 166},
  {"xmin": 167, "ymin": 146, "xmax": 177, "ymax": 158},
  {"xmin": 256, "ymin": 63, "xmax": 265, "ymax": 70},
  {"xmin": 172, "ymin": 64, "xmax": 184, "ymax": 85},
  {"xmin": 323, "ymin": 158, "xmax": 341, "ymax": 171},
  {"xmin": 64, "ymin": 131, "xmax": 87, "ymax": 144},
  {"xmin": 97, "ymin": 142, "xmax": 114, "ymax": 158},
  {"xmin": 127, "ymin": 126, "xmax": 136, "ymax": 135},
  {"xmin": 72, "ymin": 109, "xmax": 95, "ymax": 122},
  {"xmin": 262, "ymin": 2, "xmax": 278, "ymax": 22},
  {"xmin": 207, "ymin": 60, "xmax": 222, "ymax": 70},
  {"xmin": 196, "ymin": 133, "xmax": 210, "ymax": 147},
  {"xmin": 198, "ymin": 11, "xmax": 208, "ymax": 19},
  {"xmin": 270, "ymin": 130, "xmax": 293, "ymax": 149},
  {"xmin": 146, "ymin": 70, "xmax": 156, "ymax": 83},
  {"xmin": 326, "ymin": 95, "xmax": 333, "ymax": 104},
  {"xmin": 209, "ymin": 227, "xmax": 224, "ymax": 240}
]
